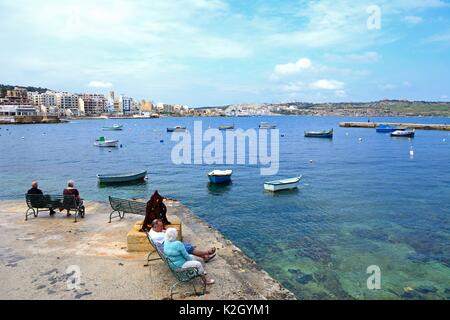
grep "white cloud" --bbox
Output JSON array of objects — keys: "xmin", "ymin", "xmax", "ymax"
[
  {"xmin": 380, "ymin": 83, "xmax": 397, "ymax": 91},
  {"xmin": 281, "ymin": 81, "xmax": 306, "ymax": 93},
  {"xmin": 424, "ymin": 31, "xmax": 450, "ymax": 44},
  {"xmin": 88, "ymin": 81, "xmax": 113, "ymax": 88},
  {"xmin": 309, "ymin": 79, "xmax": 344, "ymax": 90},
  {"xmin": 404, "ymin": 16, "xmax": 424, "ymax": 24},
  {"xmin": 325, "ymin": 51, "xmax": 381, "ymax": 63},
  {"xmin": 273, "ymin": 58, "xmax": 312, "ymax": 77}
]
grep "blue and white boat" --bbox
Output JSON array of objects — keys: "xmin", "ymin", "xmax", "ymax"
[
  {"xmin": 97, "ymin": 170, "xmax": 147, "ymax": 183},
  {"xmin": 208, "ymin": 170, "xmax": 233, "ymax": 184},
  {"xmin": 264, "ymin": 176, "xmax": 302, "ymax": 192},
  {"xmin": 167, "ymin": 126, "xmax": 186, "ymax": 132},
  {"xmin": 376, "ymin": 124, "xmax": 405, "ymax": 133}
]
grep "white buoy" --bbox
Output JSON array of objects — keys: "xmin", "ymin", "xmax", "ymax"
[
  {"xmin": 346, "ymin": 132, "xmax": 349, "ymax": 136},
  {"xmin": 309, "ymin": 160, "xmax": 313, "ymax": 163},
  {"xmin": 358, "ymin": 138, "xmax": 362, "ymax": 142},
  {"xmin": 21, "ymin": 137, "xmax": 25, "ymax": 139},
  {"xmin": 443, "ymin": 138, "xmax": 446, "ymax": 142}
]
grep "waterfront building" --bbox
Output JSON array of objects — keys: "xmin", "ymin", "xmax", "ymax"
[
  {"xmin": 0, "ymin": 87, "xmax": 30, "ymax": 105},
  {"xmin": 55, "ymin": 92, "xmax": 79, "ymax": 115},
  {"xmin": 79, "ymin": 94, "xmax": 106, "ymax": 115},
  {"xmin": 0, "ymin": 105, "xmax": 38, "ymax": 117}
]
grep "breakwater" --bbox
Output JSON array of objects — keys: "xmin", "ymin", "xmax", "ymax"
[{"xmin": 339, "ymin": 121, "xmax": 450, "ymax": 131}]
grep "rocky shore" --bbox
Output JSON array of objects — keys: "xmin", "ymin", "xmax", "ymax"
[{"xmin": 0, "ymin": 199, "xmax": 295, "ymax": 300}]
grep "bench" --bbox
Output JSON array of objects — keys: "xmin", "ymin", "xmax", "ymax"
[
  {"xmin": 108, "ymin": 196, "xmax": 146, "ymax": 223},
  {"xmin": 25, "ymin": 194, "xmax": 85, "ymax": 222},
  {"xmin": 145, "ymin": 231, "xmax": 206, "ymax": 299}
]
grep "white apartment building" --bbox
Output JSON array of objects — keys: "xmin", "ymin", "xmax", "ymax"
[{"xmin": 56, "ymin": 92, "xmax": 79, "ymax": 116}]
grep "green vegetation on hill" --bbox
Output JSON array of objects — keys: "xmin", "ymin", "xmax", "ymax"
[{"xmin": 0, "ymin": 84, "xmax": 51, "ymax": 97}]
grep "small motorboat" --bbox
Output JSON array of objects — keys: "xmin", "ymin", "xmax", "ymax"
[
  {"xmin": 94, "ymin": 137, "xmax": 119, "ymax": 147},
  {"xmin": 218, "ymin": 125, "xmax": 234, "ymax": 130},
  {"xmin": 167, "ymin": 126, "xmax": 187, "ymax": 132},
  {"xmin": 102, "ymin": 124, "xmax": 123, "ymax": 131},
  {"xmin": 376, "ymin": 124, "xmax": 405, "ymax": 133},
  {"xmin": 259, "ymin": 122, "xmax": 277, "ymax": 129},
  {"xmin": 304, "ymin": 129, "xmax": 333, "ymax": 138},
  {"xmin": 391, "ymin": 129, "xmax": 415, "ymax": 138},
  {"xmin": 97, "ymin": 170, "xmax": 147, "ymax": 183},
  {"xmin": 264, "ymin": 176, "xmax": 302, "ymax": 192},
  {"xmin": 208, "ymin": 170, "xmax": 233, "ymax": 184}
]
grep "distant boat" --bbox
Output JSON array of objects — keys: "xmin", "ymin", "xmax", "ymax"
[
  {"xmin": 259, "ymin": 122, "xmax": 277, "ymax": 129},
  {"xmin": 208, "ymin": 170, "xmax": 233, "ymax": 184},
  {"xmin": 97, "ymin": 170, "xmax": 147, "ymax": 183},
  {"xmin": 391, "ymin": 129, "xmax": 415, "ymax": 138},
  {"xmin": 102, "ymin": 124, "xmax": 123, "ymax": 131},
  {"xmin": 376, "ymin": 124, "xmax": 405, "ymax": 133},
  {"xmin": 264, "ymin": 176, "xmax": 302, "ymax": 192},
  {"xmin": 94, "ymin": 137, "xmax": 119, "ymax": 147},
  {"xmin": 304, "ymin": 129, "xmax": 333, "ymax": 138},
  {"xmin": 218, "ymin": 125, "xmax": 234, "ymax": 130},
  {"xmin": 167, "ymin": 126, "xmax": 186, "ymax": 132}
]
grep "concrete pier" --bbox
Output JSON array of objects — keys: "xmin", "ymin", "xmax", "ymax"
[
  {"xmin": 339, "ymin": 122, "xmax": 450, "ymax": 131},
  {"xmin": 0, "ymin": 199, "xmax": 295, "ymax": 300}
]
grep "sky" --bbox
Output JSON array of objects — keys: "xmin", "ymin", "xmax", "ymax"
[{"xmin": 1, "ymin": 0, "xmax": 450, "ymax": 107}]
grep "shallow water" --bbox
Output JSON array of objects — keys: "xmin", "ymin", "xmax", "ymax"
[{"xmin": 1, "ymin": 116, "xmax": 449, "ymax": 299}]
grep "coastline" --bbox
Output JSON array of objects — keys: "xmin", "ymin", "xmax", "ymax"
[{"xmin": 0, "ymin": 199, "xmax": 296, "ymax": 300}]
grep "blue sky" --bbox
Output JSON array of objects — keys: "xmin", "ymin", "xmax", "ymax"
[{"xmin": 1, "ymin": 0, "xmax": 449, "ymax": 107}]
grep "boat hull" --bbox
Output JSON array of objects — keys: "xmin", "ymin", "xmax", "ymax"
[
  {"xmin": 97, "ymin": 170, "xmax": 147, "ymax": 183},
  {"xmin": 94, "ymin": 140, "xmax": 119, "ymax": 147},
  {"xmin": 208, "ymin": 175, "xmax": 232, "ymax": 184},
  {"xmin": 304, "ymin": 130, "xmax": 333, "ymax": 138},
  {"xmin": 376, "ymin": 126, "xmax": 405, "ymax": 133},
  {"xmin": 264, "ymin": 176, "xmax": 302, "ymax": 192},
  {"xmin": 391, "ymin": 130, "xmax": 415, "ymax": 137}
]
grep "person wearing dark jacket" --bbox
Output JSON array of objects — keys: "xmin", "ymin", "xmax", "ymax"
[{"xmin": 27, "ymin": 181, "xmax": 55, "ymax": 215}]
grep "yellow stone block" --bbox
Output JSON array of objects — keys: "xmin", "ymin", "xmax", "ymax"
[{"xmin": 126, "ymin": 218, "xmax": 182, "ymax": 252}]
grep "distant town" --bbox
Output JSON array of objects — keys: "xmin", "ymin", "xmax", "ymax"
[{"xmin": 1, "ymin": 84, "xmax": 449, "ymax": 124}]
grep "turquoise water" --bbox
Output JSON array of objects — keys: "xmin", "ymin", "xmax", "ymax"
[{"xmin": 0, "ymin": 116, "xmax": 449, "ymax": 299}]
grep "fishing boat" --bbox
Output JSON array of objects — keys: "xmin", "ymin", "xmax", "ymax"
[
  {"xmin": 264, "ymin": 176, "xmax": 302, "ymax": 192},
  {"xmin": 218, "ymin": 125, "xmax": 234, "ymax": 130},
  {"xmin": 94, "ymin": 137, "xmax": 119, "ymax": 147},
  {"xmin": 167, "ymin": 126, "xmax": 186, "ymax": 132},
  {"xmin": 102, "ymin": 124, "xmax": 123, "ymax": 131},
  {"xmin": 304, "ymin": 129, "xmax": 333, "ymax": 138},
  {"xmin": 376, "ymin": 124, "xmax": 405, "ymax": 133},
  {"xmin": 258, "ymin": 122, "xmax": 277, "ymax": 129},
  {"xmin": 97, "ymin": 170, "xmax": 147, "ymax": 183},
  {"xmin": 391, "ymin": 129, "xmax": 415, "ymax": 138},
  {"xmin": 207, "ymin": 170, "xmax": 233, "ymax": 184}
]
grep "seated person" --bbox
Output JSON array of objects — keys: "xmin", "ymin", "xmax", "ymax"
[
  {"xmin": 150, "ymin": 219, "xmax": 216, "ymax": 262},
  {"xmin": 27, "ymin": 180, "xmax": 55, "ymax": 215},
  {"xmin": 62, "ymin": 180, "xmax": 83, "ymax": 214},
  {"xmin": 164, "ymin": 228, "xmax": 215, "ymax": 285}
]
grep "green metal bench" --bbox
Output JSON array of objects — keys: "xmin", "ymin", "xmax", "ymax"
[
  {"xmin": 25, "ymin": 194, "xmax": 85, "ymax": 222},
  {"xmin": 145, "ymin": 232, "xmax": 206, "ymax": 299},
  {"xmin": 108, "ymin": 196, "xmax": 146, "ymax": 223}
]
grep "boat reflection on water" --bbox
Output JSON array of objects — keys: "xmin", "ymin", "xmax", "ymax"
[
  {"xmin": 207, "ymin": 181, "xmax": 232, "ymax": 195},
  {"xmin": 263, "ymin": 187, "xmax": 300, "ymax": 197},
  {"xmin": 97, "ymin": 178, "xmax": 148, "ymax": 188}
]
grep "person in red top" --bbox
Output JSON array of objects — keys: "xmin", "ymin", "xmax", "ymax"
[{"xmin": 62, "ymin": 180, "xmax": 82, "ymax": 215}]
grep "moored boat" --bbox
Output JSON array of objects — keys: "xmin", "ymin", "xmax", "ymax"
[
  {"xmin": 391, "ymin": 129, "xmax": 415, "ymax": 137},
  {"xmin": 218, "ymin": 125, "xmax": 234, "ymax": 130},
  {"xmin": 167, "ymin": 126, "xmax": 187, "ymax": 132},
  {"xmin": 97, "ymin": 170, "xmax": 147, "ymax": 183},
  {"xmin": 102, "ymin": 124, "xmax": 123, "ymax": 131},
  {"xmin": 376, "ymin": 124, "xmax": 405, "ymax": 133},
  {"xmin": 259, "ymin": 122, "xmax": 277, "ymax": 129},
  {"xmin": 264, "ymin": 176, "xmax": 302, "ymax": 192},
  {"xmin": 207, "ymin": 170, "xmax": 233, "ymax": 184},
  {"xmin": 94, "ymin": 137, "xmax": 119, "ymax": 147},
  {"xmin": 304, "ymin": 129, "xmax": 333, "ymax": 138}
]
